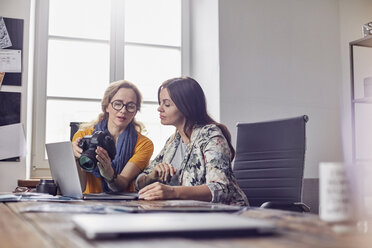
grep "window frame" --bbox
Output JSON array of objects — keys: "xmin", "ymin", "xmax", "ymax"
[{"xmin": 31, "ymin": 0, "xmax": 189, "ymax": 177}]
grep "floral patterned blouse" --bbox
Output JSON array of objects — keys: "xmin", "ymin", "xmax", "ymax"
[{"xmin": 138, "ymin": 124, "xmax": 249, "ymax": 206}]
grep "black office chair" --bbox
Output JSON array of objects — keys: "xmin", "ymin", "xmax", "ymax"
[
  {"xmin": 233, "ymin": 115, "xmax": 310, "ymax": 212},
  {"xmin": 69, "ymin": 122, "xmax": 81, "ymax": 141}
]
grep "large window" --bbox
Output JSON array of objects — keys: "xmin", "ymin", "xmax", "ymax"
[{"xmin": 33, "ymin": 0, "xmax": 189, "ymax": 176}]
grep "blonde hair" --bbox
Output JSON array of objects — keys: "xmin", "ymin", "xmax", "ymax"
[{"xmin": 80, "ymin": 80, "xmax": 144, "ymax": 132}]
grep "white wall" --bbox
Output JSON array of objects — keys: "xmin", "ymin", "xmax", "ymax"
[
  {"xmin": 189, "ymin": 0, "xmax": 220, "ymax": 121},
  {"xmin": 0, "ymin": 0, "xmax": 32, "ymax": 191},
  {"xmin": 218, "ymin": 0, "xmax": 343, "ymax": 178}
]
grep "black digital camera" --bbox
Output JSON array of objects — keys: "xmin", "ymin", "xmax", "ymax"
[{"xmin": 78, "ymin": 131, "xmax": 116, "ymax": 172}]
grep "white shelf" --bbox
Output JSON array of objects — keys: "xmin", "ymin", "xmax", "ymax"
[
  {"xmin": 353, "ymin": 97, "xmax": 372, "ymax": 103},
  {"xmin": 350, "ymin": 35, "xmax": 372, "ymax": 47},
  {"xmin": 350, "ymin": 35, "xmax": 372, "ymax": 162}
]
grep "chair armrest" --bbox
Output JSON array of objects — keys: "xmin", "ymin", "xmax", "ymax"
[{"xmin": 260, "ymin": 201, "xmax": 310, "ymax": 212}]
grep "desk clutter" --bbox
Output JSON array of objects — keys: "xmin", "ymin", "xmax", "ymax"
[
  {"xmin": 2, "ymin": 200, "xmax": 371, "ymax": 247},
  {"xmin": 0, "ymin": 194, "xmax": 242, "ymax": 213},
  {"xmin": 0, "ymin": 192, "xmax": 80, "ymax": 202}
]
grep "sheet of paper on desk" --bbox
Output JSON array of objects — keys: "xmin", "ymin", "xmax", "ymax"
[
  {"xmin": 0, "ymin": 49, "xmax": 22, "ymax": 72},
  {"xmin": 0, "ymin": 123, "xmax": 26, "ymax": 160},
  {"xmin": 20, "ymin": 203, "xmax": 112, "ymax": 214},
  {"xmin": 127, "ymin": 200, "xmax": 243, "ymax": 213},
  {"xmin": 0, "ymin": 194, "xmax": 21, "ymax": 202}
]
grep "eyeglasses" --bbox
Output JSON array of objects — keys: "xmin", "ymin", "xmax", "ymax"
[
  {"xmin": 110, "ymin": 100, "xmax": 137, "ymax": 113},
  {"xmin": 14, "ymin": 186, "xmax": 32, "ymax": 193}
]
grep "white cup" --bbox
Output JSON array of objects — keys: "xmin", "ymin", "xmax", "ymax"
[{"xmin": 319, "ymin": 162, "xmax": 352, "ymax": 222}]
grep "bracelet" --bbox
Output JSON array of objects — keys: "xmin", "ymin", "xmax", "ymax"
[{"xmin": 106, "ymin": 172, "xmax": 117, "ymax": 184}]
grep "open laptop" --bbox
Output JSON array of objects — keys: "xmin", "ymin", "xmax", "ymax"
[
  {"xmin": 45, "ymin": 141, "xmax": 138, "ymax": 200},
  {"xmin": 73, "ymin": 212, "xmax": 275, "ymax": 239}
]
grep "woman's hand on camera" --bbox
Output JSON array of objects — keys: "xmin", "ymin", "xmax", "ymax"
[
  {"xmin": 138, "ymin": 182, "xmax": 177, "ymax": 200},
  {"xmin": 150, "ymin": 162, "xmax": 176, "ymax": 182},
  {"xmin": 96, "ymin": 146, "xmax": 115, "ymax": 181},
  {"xmin": 72, "ymin": 138, "xmax": 83, "ymax": 159}
]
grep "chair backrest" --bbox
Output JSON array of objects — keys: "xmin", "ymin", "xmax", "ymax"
[
  {"xmin": 233, "ymin": 115, "xmax": 308, "ymax": 207},
  {"xmin": 69, "ymin": 122, "xmax": 81, "ymax": 141}
]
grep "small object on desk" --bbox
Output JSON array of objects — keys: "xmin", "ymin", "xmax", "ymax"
[
  {"xmin": 36, "ymin": 179, "xmax": 57, "ymax": 196},
  {"xmin": 13, "ymin": 186, "xmax": 34, "ymax": 193},
  {"xmin": 260, "ymin": 201, "xmax": 310, "ymax": 212},
  {"xmin": 17, "ymin": 179, "xmax": 41, "ymax": 188},
  {"xmin": 319, "ymin": 162, "xmax": 352, "ymax": 222}
]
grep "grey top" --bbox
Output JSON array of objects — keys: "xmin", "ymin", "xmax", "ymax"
[{"xmin": 168, "ymin": 140, "xmax": 187, "ymax": 186}]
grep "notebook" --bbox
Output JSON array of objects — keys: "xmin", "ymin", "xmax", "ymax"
[
  {"xmin": 45, "ymin": 141, "xmax": 138, "ymax": 200},
  {"xmin": 73, "ymin": 212, "xmax": 275, "ymax": 239}
]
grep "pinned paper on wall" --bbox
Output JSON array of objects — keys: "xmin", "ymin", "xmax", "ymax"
[
  {"xmin": 0, "ymin": 17, "xmax": 12, "ymax": 49},
  {"xmin": 0, "ymin": 72, "xmax": 4, "ymax": 88},
  {"xmin": 0, "ymin": 123, "xmax": 26, "ymax": 160},
  {"xmin": 1, "ymin": 17, "xmax": 24, "ymax": 86},
  {"xmin": 0, "ymin": 49, "xmax": 22, "ymax": 72}
]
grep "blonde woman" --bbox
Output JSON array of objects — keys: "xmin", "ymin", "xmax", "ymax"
[{"xmin": 72, "ymin": 80, "xmax": 153, "ymax": 193}]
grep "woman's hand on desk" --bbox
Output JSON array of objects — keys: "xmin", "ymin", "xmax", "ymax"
[
  {"xmin": 150, "ymin": 162, "xmax": 176, "ymax": 182},
  {"xmin": 138, "ymin": 182, "xmax": 176, "ymax": 200},
  {"xmin": 136, "ymin": 163, "xmax": 176, "ymax": 190}
]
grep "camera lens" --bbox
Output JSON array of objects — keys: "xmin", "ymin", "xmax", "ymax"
[
  {"xmin": 79, "ymin": 155, "xmax": 96, "ymax": 172},
  {"xmin": 36, "ymin": 179, "xmax": 57, "ymax": 195},
  {"xmin": 78, "ymin": 131, "xmax": 116, "ymax": 172}
]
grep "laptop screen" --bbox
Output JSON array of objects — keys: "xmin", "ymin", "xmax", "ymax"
[
  {"xmin": 73, "ymin": 212, "xmax": 275, "ymax": 239},
  {"xmin": 46, "ymin": 141, "xmax": 84, "ymax": 199}
]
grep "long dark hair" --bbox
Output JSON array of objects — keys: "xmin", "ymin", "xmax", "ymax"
[{"xmin": 158, "ymin": 77, "xmax": 235, "ymax": 160}]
